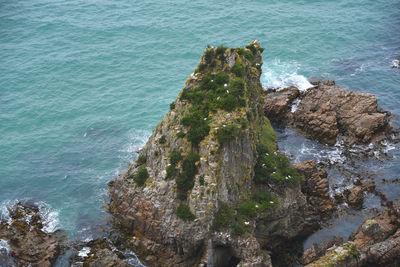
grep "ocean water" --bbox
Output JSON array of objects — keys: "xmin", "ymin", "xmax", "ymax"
[{"xmin": 1, "ymin": 0, "xmax": 400, "ymax": 247}]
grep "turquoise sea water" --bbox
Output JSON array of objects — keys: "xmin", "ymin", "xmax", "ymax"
[{"xmin": 1, "ymin": 0, "xmax": 400, "ymax": 244}]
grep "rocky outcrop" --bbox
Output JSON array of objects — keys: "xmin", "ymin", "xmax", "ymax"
[
  {"xmin": 306, "ymin": 205, "xmax": 400, "ymax": 266},
  {"xmin": 350, "ymin": 205, "xmax": 400, "ymax": 266},
  {"xmin": 0, "ymin": 202, "xmax": 138, "ymax": 267},
  {"xmin": 0, "ymin": 202, "xmax": 65, "ymax": 267},
  {"xmin": 263, "ymin": 80, "xmax": 392, "ymax": 146},
  {"xmin": 263, "ymin": 87, "xmax": 299, "ymax": 122},
  {"xmin": 107, "ymin": 41, "xmax": 325, "ymax": 266},
  {"xmin": 305, "ymin": 241, "xmax": 360, "ymax": 267},
  {"xmin": 294, "ymin": 160, "xmax": 336, "ymax": 217},
  {"xmin": 301, "ymin": 236, "xmax": 344, "ymax": 265}
]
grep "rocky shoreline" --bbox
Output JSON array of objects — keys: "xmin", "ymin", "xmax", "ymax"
[{"xmin": 1, "ymin": 42, "xmax": 399, "ymax": 266}]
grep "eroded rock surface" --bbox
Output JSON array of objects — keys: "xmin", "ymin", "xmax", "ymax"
[{"xmin": 263, "ymin": 80, "xmax": 392, "ymax": 146}]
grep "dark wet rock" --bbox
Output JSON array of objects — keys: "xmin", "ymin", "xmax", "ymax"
[
  {"xmin": 263, "ymin": 87, "xmax": 300, "ymax": 122},
  {"xmin": 294, "ymin": 160, "xmax": 336, "ymax": 217},
  {"xmin": 0, "ymin": 202, "xmax": 66, "ymax": 267},
  {"xmin": 263, "ymin": 80, "xmax": 392, "ymax": 146}
]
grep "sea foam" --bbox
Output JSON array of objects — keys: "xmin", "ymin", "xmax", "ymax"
[{"xmin": 262, "ymin": 59, "xmax": 314, "ymax": 92}]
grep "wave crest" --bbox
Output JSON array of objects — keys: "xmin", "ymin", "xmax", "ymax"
[{"xmin": 262, "ymin": 59, "xmax": 314, "ymax": 91}]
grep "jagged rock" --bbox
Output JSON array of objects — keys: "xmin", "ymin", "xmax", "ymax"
[
  {"xmin": 307, "ymin": 205, "xmax": 400, "ymax": 266},
  {"xmin": 263, "ymin": 80, "xmax": 392, "ymax": 146},
  {"xmin": 0, "ymin": 202, "xmax": 66, "ymax": 267},
  {"xmin": 305, "ymin": 242, "xmax": 360, "ymax": 267},
  {"xmin": 294, "ymin": 81, "xmax": 390, "ymax": 145},
  {"xmin": 301, "ymin": 236, "xmax": 344, "ymax": 265},
  {"xmin": 263, "ymin": 87, "xmax": 300, "ymax": 122},
  {"xmin": 294, "ymin": 160, "xmax": 336, "ymax": 217},
  {"xmin": 344, "ymin": 187, "xmax": 364, "ymax": 209},
  {"xmin": 349, "ymin": 206, "xmax": 400, "ymax": 266},
  {"xmin": 255, "ymin": 181, "xmax": 317, "ymax": 248},
  {"xmin": 341, "ymin": 180, "xmax": 375, "ymax": 210}
]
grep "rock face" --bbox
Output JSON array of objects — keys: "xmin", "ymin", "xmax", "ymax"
[
  {"xmin": 263, "ymin": 80, "xmax": 392, "ymax": 146},
  {"xmin": 107, "ymin": 42, "xmax": 324, "ymax": 266},
  {"xmin": 0, "ymin": 202, "xmax": 65, "ymax": 267}
]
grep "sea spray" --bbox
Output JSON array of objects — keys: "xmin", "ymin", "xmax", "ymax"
[{"xmin": 262, "ymin": 58, "xmax": 314, "ymax": 91}]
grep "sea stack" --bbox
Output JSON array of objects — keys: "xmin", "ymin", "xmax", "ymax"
[{"xmin": 107, "ymin": 41, "xmax": 322, "ymax": 266}]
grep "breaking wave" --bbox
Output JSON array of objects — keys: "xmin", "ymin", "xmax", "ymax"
[{"xmin": 262, "ymin": 59, "xmax": 314, "ymax": 91}]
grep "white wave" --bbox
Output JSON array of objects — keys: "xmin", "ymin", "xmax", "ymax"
[
  {"xmin": 123, "ymin": 250, "xmax": 146, "ymax": 267},
  {"xmin": 119, "ymin": 129, "xmax": 151, "ymax": 166},
  {"xmin": 350, "ymin": 63, "xmax": 366, "ymax": 76},
  {"xmin": 291, "ymin": 98, "xmax": 301, "ymax": 113},
  {"xmin": 262, "ymin": 58, "xmax": 314, "ymax": 92},
  {"xmin": 392, "ymin": 58, "xmax": 400, "ymax": 68},
  {"xmin": 78, "ymin": 247, "xmax": 91, "ymax": 257},
  {"xmin": 296, "ymin": 141, "xmax": 346, "ymax": 165},
  {"xmin": 0, "ymin": 239, "xmax": 11, "ymax": 253},
  {"xmin": 0, "ymin": 200, "xmax": 59, "ymax": 233},
  {"xmin": 37, "ymin": 202, "xmax": 59, "ymax": 233}
]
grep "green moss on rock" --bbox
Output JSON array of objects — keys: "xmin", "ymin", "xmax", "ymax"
[{"xmin": 176, "ymin": 204, "xmax": 195, "ymax": 221}]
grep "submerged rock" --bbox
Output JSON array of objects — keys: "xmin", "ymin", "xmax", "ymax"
[{"xmin": 263, "ymin": 80, "xmax": 392, "ymax": 146}]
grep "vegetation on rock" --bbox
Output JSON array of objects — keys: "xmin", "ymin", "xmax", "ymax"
[
  {"xmin": 137, "ymin": 155, "xmax": 146, "ymax": 165},
  {"xmin": 176, "ymin": 203, "xmax": 195, "ymax": 221},
  {"xmin": 134, "ymin": 166, "xmax": 149, "ymax": 186},
  {"xmin": 158, "ymin": 135, "xmax": 167, "ymax": 144},
  {"xmin": 176, "ymin": 153, "xmax": 200, "ymax": 200}
]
